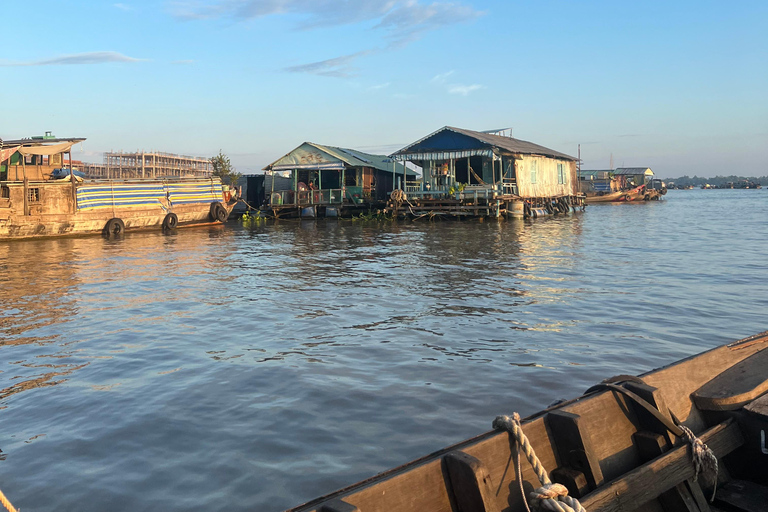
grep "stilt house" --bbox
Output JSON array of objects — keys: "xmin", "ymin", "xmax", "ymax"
[
  {"xmin": 389, "ymin": 126, "xmax": 581, "ymax": 218},
  {"xmin": 262, "ymin": 142, "xmax": 414, "ymax": 217}
]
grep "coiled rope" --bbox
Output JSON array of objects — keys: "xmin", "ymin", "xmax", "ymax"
[
  {"xmin": 0, "ymin": 488, "xmax": 18, "ymax": 512},
  {"xmin": 493, "ymin": 413, "xmax": 586, "ymax": 512},
  {"xmin": 390, "ymin": 189, "xmax": 406, "ymax": 204}
]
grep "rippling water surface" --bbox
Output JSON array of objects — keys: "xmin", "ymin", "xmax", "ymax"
[{"xmin": 1, "ymin": 190, "xmax": 767, "ymax": 511}]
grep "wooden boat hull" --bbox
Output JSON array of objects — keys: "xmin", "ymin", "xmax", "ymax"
[
  {"xmin": 287, "ymin": 332, "xmax": 768, "ymax": 512},
  {"xmin": 0, "ymin": 178, "xmax": 235, "ymax": 239}
]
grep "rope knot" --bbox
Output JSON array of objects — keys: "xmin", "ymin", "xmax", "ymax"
[
  {"xmin": 531, "ymin": 483, "xmax": 570, "ymax": 500},
  {"xmin": 494, "ymin": 412, "xmax": 586, "ymax": 512},
  {"xmin": 678, "ymin": 424, "xmax": 718, "ymax": 501}
]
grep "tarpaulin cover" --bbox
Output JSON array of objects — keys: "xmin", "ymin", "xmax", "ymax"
[
  {"xmin": 17, "ymin": 141, "xmax": 77, "ymax": 156},
  {"xmin": 0, "ymin": 147, "xmax": 19, "ymax": 163},
  {"xmin": 77, "ymin": 179, "xmax": 223, "ymax": 211}
]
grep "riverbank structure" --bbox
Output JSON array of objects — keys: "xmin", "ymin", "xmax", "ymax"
[
  {"xmin": 83, "ymin": 151, "xmax": 213, "ymax": 179},
  {"xmin": 261, "ymin": 142, "xmax": 415, "ymax": 218},
  {"xmin": 388, "ymin": 126, "xmax": 583, "ymax": 219}
]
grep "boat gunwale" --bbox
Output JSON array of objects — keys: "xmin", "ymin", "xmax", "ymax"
[{"xmin": 286, "ymin": 331, "xmax": 768, "ymax": 512}]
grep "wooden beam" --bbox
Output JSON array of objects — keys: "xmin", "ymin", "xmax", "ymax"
[
  {"xmin": 547, "ymin": 410, "xmax": 604, "ymax": 490},
  {"xmin": 714, "ymin": 480, "xmax": 768, "ymax": 512},
  {"xmin": 443, "ymin": 450, "xmax": 500, "ymax": 512},
  {"xmin": 625, "ymin": 382, "xmax": 711, "ymax": 511},
  {"xmin": 580, "ymin": 420, "xmax": 743, "ymax": 512}
]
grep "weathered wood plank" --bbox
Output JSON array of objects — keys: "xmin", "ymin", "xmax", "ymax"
[
  {"xmin": 580, "ymin": 420, "xmax": 743, "ymax": 512},
  {"xmin": 625, "ymin": 382, "xmax": 710, "ymax": 512},
  {"xmin": 692, "ymin": 348, "xmax": 768, "ymax": 411},
  {"xmin": 547, "ymin": 410, "xmax": 605, "ymax": 489},
  {"xmin": 714, "ymin": 480, "xmax": 768, "ymax": 512},
  {"xmin": 643, "ymin": 341, "xmax": 768, "ymax": 431},
  {"xmin": 444, "ymin": 451, "xmax": 501, "ymax": 512}
]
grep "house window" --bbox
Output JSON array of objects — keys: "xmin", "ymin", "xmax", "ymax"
[
  {"xmin": 557, "ymin": 163, "xmax": 565, "ymax": 184},
  {"xmin": 1, "ymin": 186, "xmax": 9, "ymax": 198},
  {"xmin": 27, "ymin": 187, "xmax": 40, "ymax": 203},
  {"xmin": 530, "ymin": 160, "xmax": 537, "ymax": 184}
]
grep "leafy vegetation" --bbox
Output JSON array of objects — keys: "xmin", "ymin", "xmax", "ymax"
[
  {"xmin": 448, "ymin": 182, "xmax": 467, "ymax": 195},
  {"xmin": 667, "ymin": 175, "xmax": 766, "ymax": 188},
  {"xmin": 350, "ymin": 210, "xmax": 392, "ymax": 222},
  {"xmin": 211, "ymin": 150, "xmax": 242, "ymax": 187},
  {"xmin": 240, "ymin": 211, "xmax": 266, "ymax": 228}
]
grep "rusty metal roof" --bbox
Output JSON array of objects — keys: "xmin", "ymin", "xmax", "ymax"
[{"xmin": 391, "ymin": 126, "xmax": 576, "ymax": 161}]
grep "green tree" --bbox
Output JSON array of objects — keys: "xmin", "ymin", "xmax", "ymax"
[{"xmin": 211, "ymin": 150, "xmax": 241, "ymax": 187}]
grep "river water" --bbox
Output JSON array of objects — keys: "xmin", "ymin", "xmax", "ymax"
[{"xmin": 1, "ymin": 189, "xmax": 767, "ymax": 511}]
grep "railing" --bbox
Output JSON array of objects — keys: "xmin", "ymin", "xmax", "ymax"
[
  {"xmin": 269, "ymin": 190, "xmax": 296, "ymax": 206},
  {"xmin": 502, "ymin": 178, "xmax": 518, "ymax": 195},
  {"xmin": 271, "ymin": 188, "xmax": 344, "ymax": 206},
  {"xmin": 405, "ymin": 181, "xmax": 422, "ymax": 192},
  {"xmin": 405, "ymin": 185, "xmax": 501, "ymax": 201}
]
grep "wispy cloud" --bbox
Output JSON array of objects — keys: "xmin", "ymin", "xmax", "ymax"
[
  {"xmin": 432, "ymin": 70, "xmax": 484, "ymax": 96},
  {"xmin": 448, "ymin": 84, "xmax": 484, "ymax": 96},
  {"xmin": 369, "ymin": 82, "xmax": 391, "ymax": 90},
  {"xmin": 283, "ymin": 51, "xmax": 369, "ymax": 78},
  {"xmin": 377, "ymin": 2, "xmax": 483, "ymax": 47},
  {"xmin": 171, "ymin": 1, "xmax": 482, "ymax": 46},
  {"xmin": 114, "ymin": 3, "xmax": 132, "ymax": 11},
  {"xmin": 0, "ymin": 51, "xmax": 143, "ymax": 67},
  {"xmin": 618, "ymin": 133, "xmax": 642, "ymax": 138},
  {"xmin": 431, "ymin": 70, "xmax": 455, "ymax": 83}
]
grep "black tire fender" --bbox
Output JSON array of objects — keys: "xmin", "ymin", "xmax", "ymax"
[
  {"xmin": 162, "ymin": 212, "xmax": 178, "ymax": 230},
  {"xmin": 103, "ymin": 218, "xmax": 125, "ymax": 237},
  {"xmin": 210, "ymin": 202, "xmax": 228, "ymax": 222}
]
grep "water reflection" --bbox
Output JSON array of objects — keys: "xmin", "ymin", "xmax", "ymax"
[{"xmin": 3, "ymin": 195, "xmax": 768, "ymax": 512}]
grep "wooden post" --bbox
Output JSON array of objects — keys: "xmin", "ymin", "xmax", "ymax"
[
  {"xmin": 444, "ymin": 450, "xmax": 501, "ymax": 512},
  {"xmin": 70, "ymin": 151, "xmax": 77, "ymax": 213},
  {"xmin": 22, "ymin": 156, "xmax": 28, "ymax": 216},
  {"xmin": 391, "ymin": 159, "xmax": 395, "ymax": 195}
]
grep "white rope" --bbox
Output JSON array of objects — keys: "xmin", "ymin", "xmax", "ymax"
[
  {"xmin": 679, "ymin": 424, "xmax": 719, "ymax": 501},
  {"xmin": 494, "ymin": 413, "xmax": 586, "ymax": 512}
]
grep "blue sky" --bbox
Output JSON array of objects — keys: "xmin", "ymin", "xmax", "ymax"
[{"xmin": 2, "ymin": 0, "xmax": 766, "ymax": 177}]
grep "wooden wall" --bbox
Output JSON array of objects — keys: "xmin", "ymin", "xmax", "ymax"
[{"xmin": 515, "ymin": 155, "xmax": 578, "ymax": 198}]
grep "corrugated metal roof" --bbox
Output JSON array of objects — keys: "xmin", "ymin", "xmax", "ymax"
[
  {"xmin": 265, "ymin": 142, "xmax": 416, "ymax": 177},
  {"xmin": 391, "ymin": 126, "xmax": 576, "ymax": 161},
  {"xmin": 1, "ymin": 136, "xmax": 85, "ymax": 147},
  {"xmin": 613, "ymin": 167, "xmax": 653, "ymax": 175}
]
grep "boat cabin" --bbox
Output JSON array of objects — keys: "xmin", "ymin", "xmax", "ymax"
[
  {"xmin": 0, "ymin": 135, "xmax": 85, "ymax": 216},
  {"xmin": 613, "ymin": 167, "xmax": 654, "ymax": 189}
]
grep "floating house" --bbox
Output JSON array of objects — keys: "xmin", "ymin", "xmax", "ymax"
[
  {"xmin": 580, "ymin": 167, "xmax": 664, "ymax": 203},
  {"xmin": 388, "ymin": 126, "xmax": 582, "ymax": 219},
  {"xmin": 613, "ymin": 167, "xmax": 654, "ymax": 189},
  {"xmin": 262, "ymin": 142, "xmax": 414, "ymax": 218}
]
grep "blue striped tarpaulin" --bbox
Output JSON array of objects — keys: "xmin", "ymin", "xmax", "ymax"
[
  {"xmin": 165, "ymin": 181, "xmax": 221, "ymax": 205},
  {"xmin": 76, "ymin": 180, "xmax": 223, "ymax": 211},
  {"xmin": 76, "ymin": 182, "xmax": 166, "ymax": 211}
]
